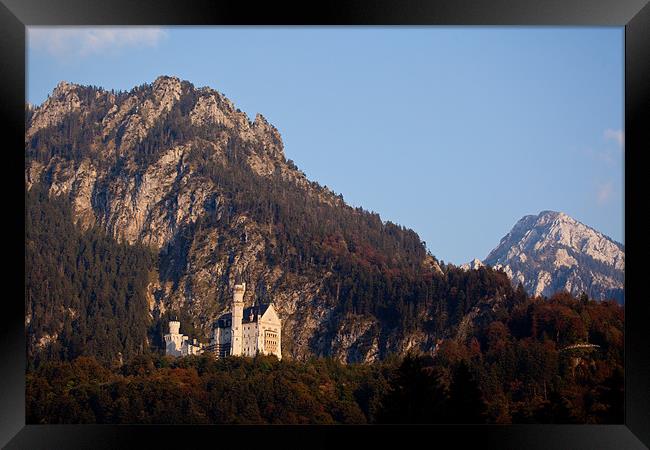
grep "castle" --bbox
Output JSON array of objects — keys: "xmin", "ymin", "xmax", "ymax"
[{"xmin": 164, "ymin": 283, "xmax": 282, "ymax": 360}]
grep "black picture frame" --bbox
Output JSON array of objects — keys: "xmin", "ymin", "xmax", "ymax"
[{"xmin": 2, "ymin": 0, "xmax": 648, "ymax": 448}]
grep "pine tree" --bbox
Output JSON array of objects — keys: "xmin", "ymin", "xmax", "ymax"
[{"xmin": 446, "ymin": 361, "xmax": 487, "ymax": 423}]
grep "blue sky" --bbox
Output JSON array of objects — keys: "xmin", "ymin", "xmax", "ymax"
[{"xmin": 27, "ymin": 27, "xmax": 624, "ymax": 265}]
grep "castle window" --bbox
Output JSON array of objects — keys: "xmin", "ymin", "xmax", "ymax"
[{"xmin": 264, "ymin": 330, "xmax": 278, "ymax": 354}]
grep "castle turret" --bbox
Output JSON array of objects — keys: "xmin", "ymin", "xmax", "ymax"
[
  {"xmin": 164, "ymin": 320, "xmax": 184, "ymax": 356},
  {"xmin": 168, "ymin": 320, "xmax": 180, "ymax": 335},
  {"xmin": 230, "ymin": 283, "xmax": 245, "ymax": 356}
]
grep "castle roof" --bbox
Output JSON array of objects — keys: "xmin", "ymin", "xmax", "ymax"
[
  {"xmin": 242, "ymin": 304, "xmax": 271, "ymax": 324},
  {"xmin": 213, "ymin": 304, "xmax": 272, "ymax": 328},
  {"xmin": 214, "ymin": 312, "xmax": 232, "ymax": 329}
]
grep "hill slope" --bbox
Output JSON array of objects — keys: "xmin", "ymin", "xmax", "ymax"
[{"xmin": 25, "ymin": 76, "xmax": 535, "ymax": 363}]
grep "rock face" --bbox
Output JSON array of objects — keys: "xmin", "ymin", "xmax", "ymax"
[
  {"xmin": 28, "ymin": 76, "xmax": 474, "ymax": 363},
  {"xmin": 483, "ymin": 211, "xmax": 624, "ymax": 302},
  {"xmin": 460, "ymin": 258, "xmax": 484, "ymax": 271},
  {"xmin": 27, "ymin": 81, "xmax": 82, "ymax": 140}
]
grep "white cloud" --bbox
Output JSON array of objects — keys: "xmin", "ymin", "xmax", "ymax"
[
  {"xmin": 604, "ymin": 128, "xmax": 624, "ymax": 149},
  {"xmin": 596, "ymin": 181, "xmax": 614, "ymax": 205},
  {"xmin": 29, "ymin": 27, "xmax": 168, "ymax": 58}
]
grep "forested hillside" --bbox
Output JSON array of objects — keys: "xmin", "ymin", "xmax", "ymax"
[
  {"xmin": 27, "ymin": 290, "xmax": 623, "ymax": 424},
  {"xmin": 26, "ymin": 183, "xmax": 156, "ymax": 368}
]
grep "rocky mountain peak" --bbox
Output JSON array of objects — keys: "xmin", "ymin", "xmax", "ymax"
[
  {"xmin": 252, "ymin": 113, "xmax": 284, "ymax": 159},
  {"xmin": 27, "ymin": 80, "xmax": 83, "ymax": 140},
  {"xmin": 484, "ymin": 211, "xmax": 624, "ymax": 302},
  {"xmin": 153, "ymin": 74, "xmax": 181, "ymax": 85},
  {"xmin": 52, "ymin": 80, "xmax": 79, "ymax": 97},
  {"xmin": 460, "ymin": 258, "xmax": 484, "ymax": 271},
  {"xmin": 151, "ymin": 76, "xmax": 183, "ymax": 110},
  {"xmin": 536, "ymin": 210, "xmax": 572, "ymax": 228},
  {"xmin": 539, "ymin": 209, "xmax": 562, "ymax": 217},
  {"xmin": 25, "ymin": 76, "xmax": 323, "ymax": 254},
  {"xmin": 253, "ymin": 112, "xmax": 272, "ymax": 130}
]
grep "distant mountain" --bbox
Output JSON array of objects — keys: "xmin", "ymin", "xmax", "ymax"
[{"xmin": 482, "ymin": 211, "xmax": 624, "ymax": 302}]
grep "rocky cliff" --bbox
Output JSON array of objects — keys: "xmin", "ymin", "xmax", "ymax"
[
  {"xmin": 483, "ymin": 211, "xmax": 624, "ymax": 302},
  {"xmin": 25, "ymin": 76, "xmax": 513, "ymax": 363}
]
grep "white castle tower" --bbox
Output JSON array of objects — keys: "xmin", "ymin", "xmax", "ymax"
[
  {"xmin": 164, "ymin": 320, "xmax": 184, "ymax": 356},
  {"xmin": 164, "ymin": 319, "xmax": 203, "ymax": 357},
  {"xmin": 230, "ymin": 283, "xmax": 245, "ymax": 356}
]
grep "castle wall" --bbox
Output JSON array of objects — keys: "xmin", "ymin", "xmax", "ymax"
[
  {"xmin": 257, "ymin": 316, "xmax": 281, "ymax": 360},
  {"xmin": 182, "ymin": 339, "xmax": 203, "ymax": 356},
  {"xmin": 164, "ymin": 332, "xmax": 187, "ymax": 357},
  {"xmin": 243, "ymin": 322, "xmax": 259, "ymax": 357}
]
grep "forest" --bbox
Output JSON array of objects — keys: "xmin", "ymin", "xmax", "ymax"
[
  {"xmin": 25, "ymin": 183, "xmax": 157, "ymax": 369},
  {"xmin": 27, "ymin": 287, "xmax": 624, "ymax": 424}
]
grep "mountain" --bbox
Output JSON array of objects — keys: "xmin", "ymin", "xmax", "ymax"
[
  {"xmin": 26, "ymin": 76, "xmax": 520, "ymax": 365},
  {"xmin": 483, "ymin": 211, "xmax": 624, "ymax": 303}
]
